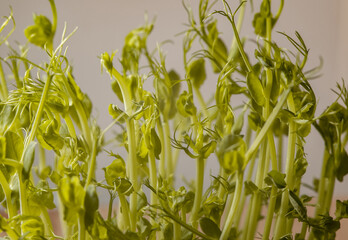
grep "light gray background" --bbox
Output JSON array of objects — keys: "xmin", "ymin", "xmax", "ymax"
[{"xmin": 1, "ymin": 1, "xmax": 347, "ymax": 196}]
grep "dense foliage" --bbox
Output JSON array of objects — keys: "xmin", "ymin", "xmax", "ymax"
[{"xmin": 0, "ymin": 0, "xmax": 348, "ymax": 239}]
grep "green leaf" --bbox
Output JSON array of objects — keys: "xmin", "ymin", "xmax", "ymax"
[
  {"xmin": 177, "ymin": 91, "xmax": 197, "ymax": 117},
  {"xmin": 30, "ymin": 180, "xmax": 56, "ymax": 210},
  {"xmin": 21, "ymin": 216, "xmax": 45, "ymax": 239},
  {"xmin": 244, "ymin": 180, "xmax": 259, "ymax": 195},
  {"xmin": 84, "ymin": 185, "xmax": 99, "ymax": 229},
  {"xmin": 115, "ymin": 178, "xmax": 133, "ymax": 196},
  {"xmin": 163, "ymin": 222, "xmax": 173, "ymax": 240},
  {"xmin": 188, "ymin": 58, "xmax": 206, "ymax": 89},
  {"xmin": 199, "ymin": 217, "xmax": 221, "ymax": 238},
  {"xmin": 151, "ymin": 128, "xmax": 162, "ymax": 159},
  {"xmin": 24, "ymin": 14, "xmax": 52, "ymax": 48},
  {"xmin": 336, "ymin": 149, "xmax": 348, "ymax": 182},
  {"xmin": 5, "ymin": 131, "xmax": 24, "ymax": 161},
  {"xmin": 59, "ymin": 176, "xmax": 85, "ymax": 209},
  {"xmin": 22, "ymin": 141, "xmax": 37, "ymax": 180},
  {"xmin": 105, "ymin": 157, "xmax": 126, "ymax": 185},
  {"xmin": 246, "ymin": 71, "xmax": 265, "ymax": 106},
  {"xmin": 335, "ymin": 199, "xmax": 348, "ymax": 220},
  {"xmin": 288, "ymin": 190, "xmax": 307, "ymax": 221},
  {"xmin": 267, "ymin": 170, "xmax": 286, "ymax": 189},
  {"xmin": 108, "ymin": 104, "xmax": 126, "ymax": 123}
]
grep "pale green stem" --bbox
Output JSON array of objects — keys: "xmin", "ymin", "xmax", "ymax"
[
  {"xmin": 148, "ymin": 150, "xmax": 158, "ymax": 205},
  {"xmin": 245, "ymin": 140, "xmax": 268, "ymax": 240},
  {"xmin": 194, "ymin": 87, "xmax": 210, "ymax": 122},
  {"xmin": 220, "ymin": 173, "xmax": 243, "ymax": 240},
  {"xmin": 41, "ymin": 207, "xmax": 54, "ymax": 237},
  {"xmin": 235, "ymin": 152, "xmax": 257, "ymax": 229},
  {"xmin": 78, "ymin": 210, "xmax": 86, "ymax": 240},
  {"xmin": 173, "ymin": 214, "xmax": 181, "ymax": 240},
  {"xmin": 85, "ymin": 138, "xmax": 98, "ymax": 187},
  {"xmin": 163, "ymin": 116, "xmax": 174, "ymax": 185},
  {"xmin": 157, "ymin": 119, "xmax": 166, "ymax": 179},
  {"xmin": 64, "ymin": 116, "xmax": 77, "ymax": 138},
  {"xmin": 273, "ymin": 92, "xmax": 297, "ymax": 239},
  {"xmin": 229, "ymin": 11, "xmax": 252, "ymax": 72},
  {"xmin": 0, "ymin": 170, "xmax": 16, "ymax": 219},
  {"xmin": 0, "ymin": 61, "xmax": 8, "ymax": 101},
  {"xmin": 126, "ymin": 118, "xmax": 138, "ymax": 231},
  {"xmin": 228, "ymin": 0, "xmax": 246, "ymax": 61},
  {"xmin": 119, "ymin": 193, "xmax": 131, "ymax": 231},
  {"xmin": 189, "ymin": 156, "xmax": 205, "ymax": 228}
]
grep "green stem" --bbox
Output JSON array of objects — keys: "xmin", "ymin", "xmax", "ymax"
[
  {"xmin": 245, "ymin": 140, "xmax": 268, "ymax": 240},
  {"xmin": 0, "ymin": 170, "xmax": 16, "ymax": 219},
  {"xmin": 273, "ymin": 92, "xmax": 297, "ymax": 239},
  {"xmin": 23, "ymin": 75, "xmax": 52, "ymax": 150},
  {"xmin": 126, "ymin": 118, "xmax": 138, "ymax": 231},
  {"xmin": 78, "ymin": 210, "xmax": 86, "ymax": 240},
  {"xmin": 245, "ymin": 87, "xmax": 292, "ymax": 163},
  {"xmin": 163, "ymin": 116, "xmax": 174, "ymax": 185},
  {"xmin": 41, "ymin": 207, "xmax": 54, "ymax": 237},
  {"xmin": 148, "ymin": 151, "xmax": 158, "ymax": 205},
  {"xmin": 107, "ymin": 192, "xmax": 114, "ymax": 221},
  {"xmin": 299, "ymin": 222, "xmax": 308, "ymax": 240},
  {"xmin": 235, "ymin": 152, "xmax": 257, "ymax": 229},
  {"xmin": 220, "ymin": 173, "xmax": 243, "ymax": 240},
  {"xmin": 157, "ymin": 119, "xmax": 166, "ymax": 179},
  {"xmin": 229, "ymin": 11, "xmax": 252, "ymax": 72},
  {"xmin": 85, "ymin": 137, "xmax": 98, "ymax": 187},
  {"xmin": 119, "ymin": 193, "xmax": 131, "ymax": 231},
  {"xmin": 189, "ymin": 156, "xmax": 205, "ymax": 228},
  {"xmin": 228, "ymin": 0, "xmax": 246, "ymax": 61},
  {"xmin": 64, "ymin": 116, "xmax": 77, "ymax": 138},
  {"xmin": 173, "ymin": 213, "xmax": 181, "ymax": 240},
  {"xmin": 194, "ymin": 87, "xmax": 210, "ymax": 121},
  {"xmin": 0, "ymin": 60, "xmax": 9, "ymax": 101},
  {"xmin": 262, "ymin": 186, "xmax": 278, "ymax": 240}
]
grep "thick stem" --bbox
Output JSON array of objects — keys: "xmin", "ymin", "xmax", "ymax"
[
  {"xmin": 273, "ymin": 92, "xmax": 297, "ymax": 239},
  {"xmin": 0, "ymin": 171, "xmax": 16, "ymax": 219},
  {"xmin": 220, "ymin": 173, "xmax": 243, "ymax": 240},
  {"xmin": 119, "ymin": 193, "xmax": 131, "ymax": 231},
  {"xmin": 85, "ymin": 138, "xmax": 98, "ymax": 187},
  {"xmin": 78, "ymin": 210, "xmax": 86, "ymax": 240},
  {"xmin": 189, "ymin": 156, "xmax": 205, "ymax": 228},
  {"xmin": 148, "ymin": 151, "xmax": 158, "ymax": 205},
  {"xmin": 126, "ymin": 119, "xmax": 138, "ymax": 231}
]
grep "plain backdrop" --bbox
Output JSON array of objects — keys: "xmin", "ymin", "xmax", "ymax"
[{"xmin": 1, "ymin": 0, "xmax": 347, "ymax": 198}]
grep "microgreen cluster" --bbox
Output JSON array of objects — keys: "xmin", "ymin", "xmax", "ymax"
[{"xmin": 0, "ymin": 0, "xmax": 348, "ymax": 239}]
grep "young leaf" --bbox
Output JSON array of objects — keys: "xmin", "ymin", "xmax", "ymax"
[
  {"xmin": 84, "ymin": 185, "xmax": 99, "ymax": 229},
  {"xmin": 267, "ymin": 170, "xmax": 287, "ymax": 189},
  {"xmin": 288, "ymin": 190, "xmax": 307, "ymax": 221},
  {"xmin": 199, "ymin": 217, "xmax": 222, "ymax": 238},
  {"xmin": 24, "ymin": 14, "xmax": 53, "ymax": 49},
  {"xmin": 188, "ymin": 58, "xmax": 206, "ymax": 89},
  {"xmin": 246, "ymin": 71, "xmax": 265, "ymax": 106}
]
